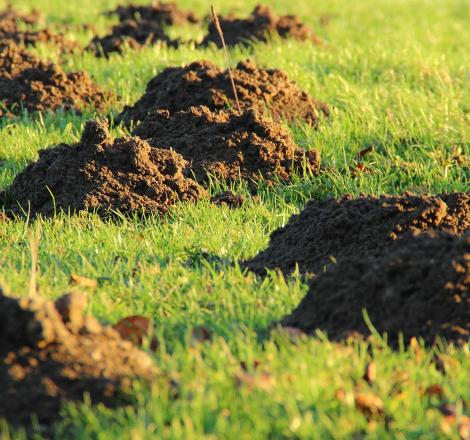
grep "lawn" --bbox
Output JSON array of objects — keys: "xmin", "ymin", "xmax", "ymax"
[{"xmin": 0, "ymin": 0, "xmax": 469, "ymax": 438}]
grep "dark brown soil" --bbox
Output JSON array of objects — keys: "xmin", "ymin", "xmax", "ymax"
[
  {"xmin": 7, "ymin": 119, "xmax": 207, "ymax": 217},
  {"xmin": 87, "ymin": 19, "xmax": 178, "ymax": 57},
  {"xmin": 244, "ymin": 192, "xmax": 470, "ymax": 276},
  {"xmin": 116, "ymin": 59, "xmax": 328, "ymax": 126},
  {"xmin": 281, "ymin": 231, "xmax": 470, "ymax": 346},
  {"xmin": 0, "ymin": 6, "xmax": 79, "ymax": 53},
  {"xmin": 0, "ymin": 42, "xmax": 110, "ymax": 118},
  {"xmin": 110, "ymin": 1, "xmax": 198, "ymax": 25},
  {"xmin": 201, "ymin": 5, "xmax": 320, "ymax": 48},
  {"xmin": 132, "ymin": 106, "xmax": 319, "ymax": 184},
  {"xmin": 210, "ymin": 190, "xmax": 246, "ymax": 208},
  {"xmin": 0, "ymin": 291, "xmax": 155, "ymax": 431}
]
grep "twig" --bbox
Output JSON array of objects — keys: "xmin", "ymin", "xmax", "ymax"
[{"xmin": 211, "ymin": 5, "xmax": 241, "ymax": 113}]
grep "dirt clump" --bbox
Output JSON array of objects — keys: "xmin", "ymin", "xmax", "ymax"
[
  {"xmin": 0, "ymin": 6, "xmax": 79, "ymax": 53},
  {"xmin": 109, "ymin": 1, "xmax": 198, "ymax": 25},
  {"xmin": 0, "ymin": 290, "xmax": 155, "ymax": 430},
  {"xmin": 211, "ymin": 190, "xmax": 246, "ymax": 208},
  {"xmin": 281, "ymin": 231, "xmax": 470, "ymax": 346},
  {"xmin": 117, "ymin": 59, "xmax": 328, "ymax": 126},
  {"xmin": 87, "ymin": 19, "xmax": 178, "ymax": 57},
  {"xmin": 201, "ymin": 5, "xmax": 320, "ymax": 48},
  {"xmin": 132, "ymin": 106, "xmax": 319, "ymax": 184},
  {"xmin": 244, "ymin": 192, "xmax": 470, "ymax": 276},
  {"xmin": 7, "ymin": 119, "xmax": 206, "ymax": 217},
  {"xmin": 0, "ymin": 42, "xmax": 110, "ymax": 118}
]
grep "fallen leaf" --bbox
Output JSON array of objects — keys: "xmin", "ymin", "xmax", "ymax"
[
  {"xmin": 70, "ymin": 274, "xmax": 97, "ymax": 288},
  {"xmin": 363, "ymin": 362, "xmax": 377, "ymax": 384},
  {"xmin": 350, "ymin": 163, "xmax": 373, "ymax": 177},
  {"xmin": 234, "ymin": 371, "xmax": 275, "ymax": 392},
  {"xmin": 354, "ymin": 392, "xmax": 384, "ymax": 417},
  {"xmin": 424, "ymin": 384, "xmax": 445, "ymax": 399},
  {"xmin": 357, "ymin": 146, "xmax": 374, "ymax": 159},
  {"xmin": 113, "ymin": 315, "xmax": 158, "ymax": 351}
]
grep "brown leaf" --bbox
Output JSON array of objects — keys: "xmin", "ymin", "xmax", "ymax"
[
  {"xmin": 354, "ymin": 392, "xmax": 384, "ymax": 417},
  {"xmin": 70, "ymin": 274, "xmax": 97, "ymax": 288},
  {"xmin": 424, "ymin": 384, "xmax": 445, "ymax": 399},
  {"xmin": 113, "ymin": 315, "xmax": 158, "ymax": 351},
  {"xmin": 234, "ymin": 371, "xmax": 275, "ymax": 392},
  {"xmin": 350, "ymin": 163, "xmax": 372, "ymax": 177},
  {"xmin": 363, "ymin": 362, "xmax": 377, "ymax": 384},
  {"xmin": 357, "ymin": 146, "xmax": 374, "ymax": 159}
]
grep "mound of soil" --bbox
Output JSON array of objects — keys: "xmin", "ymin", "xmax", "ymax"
[
  {"xmin": 87, "ymin": 19, "xmax": 178, "ymax": 57},
  {"xmin": 281, "ymin": 231, "xmax": 470, "ymax": 346},
  {"xmin": 0, "ymin": 6, "xmax": 79, "ymax": 53},
  {"xmin": 0, "ymin": 291, "xmax": 155, "ymax": 430},
  {"xmin": 110, "ymin": 1, "xmax": 198, "ymax": 25},
  {"xmin": 132, "ymin": 106, "xmax": 319, "ymax": 184},
  {"xmin": 116, "ymin": 59, "xmax": 328, "ymax": 126},
  {"xmin": 201, "ymin": 5, "xmax": 320, "ymax": 48},
  {"xmin": 7, "ymin": 120, "xmax": 206, "ymax": 217},
  {"xmin": 0, "ymin": 42, "xmax": 110, "ymax": 118},
  {"xmin": 245, "ymin": 192, "xmax": 470, "ymax": 276},
  {"xmin": 210, "ymin": 190, "xmax": 246, "ymax": 208}
]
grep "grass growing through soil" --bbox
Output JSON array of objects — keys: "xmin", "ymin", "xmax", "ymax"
[{"xmin": 1, "ymin": 0, "xmax": 469, "ymax": 438}]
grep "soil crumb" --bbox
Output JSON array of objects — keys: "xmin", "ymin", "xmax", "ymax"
[
  {"xmin": 110, "ymin": 1, "xmax": 198, "ymax": 25},
  {"xmin": 0, "ymin": 42, "xmax": 110, "ymax": 118},
  {"xmin": 132, "ymin": 106, "xmax": 319, "ymax": 184},
  {"xmin": 281, "ymin": 231, "xmax": 470, "ymax": 346},
  {"xmin": 201, "ymin": 5, "xmax": 320, "ymax": 48},
  {"xmin": 117, "ymin": 59, "xmax": 328, "ymax": 126},
  {"xmin": 244, "ymin": 192, "xmax": 470, "ymax": 276},
  {"xmin": 0, "ymin": 291, "xmax": 155, "ymax": 431},
  {"xmin": 87, "ymin": 19, "xmax": 178, "ymax": 57},
  {"xmin": 0, "ymin": 6, "xmax": 79, "ymax": 53},
  {"xmin": 7, "ymin": 119, "xmax": 206, "ymax": 217},
  {"xmin": 211, "ymin": 190, "xmax": 246, "ymax": 208}
]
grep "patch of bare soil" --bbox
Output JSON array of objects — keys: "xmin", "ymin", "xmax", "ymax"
[
  {"xmin": 201, "ymin": 5, "xmax": 320, "ymax": 47},
  {"xmin": 7, "ymin": 119, "xmax": 206, "ymax": 217},
  {"xmin": 210, "ymin": 190, "xmax": 246, "ymax": 208},
  {"xmin": 281, "ymin": 231, "xmax": 470, "ymax": 346},
  {"xmin": 132, "ymin": 106, "xmax": 319, "ymax": 184},
  {"xmin": 0, "ymin": 291, "xmax": 155, "ymax": 431},
  {"xmin": 87, "ymin": 19, "xmax": 178, "ymax": 57},
  {"xmin": 244, "ymin": 192, "xmax": 470, "ymax": 276},
  {"xmin": 0, "ymin": 42, "xmax": 110, "ymax": 118},
  {"xmin": 116, "ymin": 59, "xmax": 328, "ymax": 126},
  {"xmin": 0, "ymin": 6, "xmax": 79, "ymax": 53},
  {"xmin": 109, "ymin": 1, "xmax": 198, "ymax": 25}
]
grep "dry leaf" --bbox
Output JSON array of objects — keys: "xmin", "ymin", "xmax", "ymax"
[
  {"xmin": 357, "ymin": 146, "xmax": 373, "ymax": 159},
  {"xmin": 354, "ymin": 392, "xmax": 384, "ymax": 417},
  {"xmin": 234, "ymin": 371, "xmax": 275, "ymax": 392},
  {"xmin": 113, "ymin": 315, "xmax": 158, "ymax": 351},
  {"xmin": 363, "ymin": 362, "xmax": 377, "ymax": 384},
  {"xmin": 424, "ymin": 384, "xmax": 445, "ymax": 399},
  {"xmin": 70, "ymin": 274, "xmax": 97, "ymax": 288}
]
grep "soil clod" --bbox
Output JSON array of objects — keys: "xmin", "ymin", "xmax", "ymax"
[
  {"xmin": 7, "ymin": 119, "xmax": 206, "ymax": 217},
  {"xmin": 244, "ymin": 192, "xmax": 470, "ymax": 276},
  {"xmin": 87, "ymin": 19, "xmax": 178, "ymax": 57},
  {"xmin": 0, "ymin": 290, "xmax": 155, "ymax": 430},
  {"xmin": 281, "ymin": 231, "xmax": 470, "ymax": 346},
  {"xmin": 0, "ymin": 42, "xmax": 110, "ymax": 118},
  {"xmin": 117, "ymin": 59, "xmax": 328, "ymax": 126},
  {"xmin": 132, "ymin": 106, "xmax": 319, "ymax": 184},
  {"xmin": 211, "ymin": 190, "xmax": 246, "ymax": 208},
  {"xmin": 201, "ymin": 5, "xmax": 320, "ymax": 48},
  {"xmin": 109, "ymin": 1, "xmax": 198, "ymax": 26}
]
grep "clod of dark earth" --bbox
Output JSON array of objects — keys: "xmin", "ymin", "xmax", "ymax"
[
  {"xmin": 0, "ymin": 290, "xmax": 155, "ymax": 432},
  {"xmin": 132, "ymin": 105, "xmax": 319, "ymax": 184},
  {"xmin": 210, "ymin": 190, "xmax": 246, "ymax": 208},
  {"xmin": 244, "ymin": 192, "xmax": 470, "ymax": 276},
  {"xmin": 0, "ymin": 6, "xmax": 79, "ymax": 53},
  {"xmin": 109, "ymin": 1, "xmax": 199, "ymax": 25},
  {"xmin": 6, "ymin": 119, "xmax": 207, "ymax": 217},
  {"xmin": 87, "ymin": 19, "xmax": 178, "ymax": 57},
  {"xmin": 116, "ymin": 59, "xmax": 328, "ymax": 126},
  {"xmin": 200, "ymin": 4, "xmax": 320, "ymax": 48},
  {"xmin": 0, "ymin": 42, "xmax": 110, "ymax": 118},
  {"xmin": 281, "ymin": 231, "xmax": 470, "ymax": 346}
]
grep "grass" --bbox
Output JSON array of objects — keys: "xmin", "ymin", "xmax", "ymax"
[{"xmin": 0, "ymin": 0, "xmax": 469, "ymax": 438}]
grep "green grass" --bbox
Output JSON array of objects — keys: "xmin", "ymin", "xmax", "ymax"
[{"xmin": 1, "ymin": 0, "xmax": 469, "ymax": 438}]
